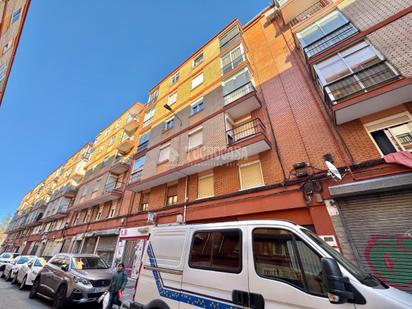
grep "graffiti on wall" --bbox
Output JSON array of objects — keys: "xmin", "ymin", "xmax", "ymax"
[{"xmin": 364, "ymin": 230, "xmax": 412, "ymax": 289}]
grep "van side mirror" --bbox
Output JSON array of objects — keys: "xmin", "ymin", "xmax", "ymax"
[
  {"xmin": 61, "ymin": 264, "xmax": 69, "ymax": 272},
  {"xmin": 321, "ymin": 257, "xmax": 354, "ymax": 304}
]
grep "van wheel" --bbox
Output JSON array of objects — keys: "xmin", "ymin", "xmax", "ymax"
[
  {"xmin": 29, "ymin": 277, "xmax": 40, "ymax": 299},
  {"xmin": 145, "ymin": 299, "xmax": 170, "ymax": 309},
  {"xmin": 19, "ymin": 276, "xmax": 27, "ymax": 290},
  {"xmin": 53, "ymin": 285, "xmax": 67, "ymax": 309}
]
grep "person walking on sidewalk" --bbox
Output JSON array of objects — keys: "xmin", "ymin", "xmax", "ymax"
[{"xmin": 107, "ymin": 262, "xmax": 128, "ymax": 309}]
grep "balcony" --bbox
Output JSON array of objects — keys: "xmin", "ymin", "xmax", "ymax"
[
  {"xmin": 323, "ymin": 61, "xmax": 411, "ymax": 124},
  {"xmin": 124, "ymin": 115, "xmax": 139, "ymax": 133},
  {"xmin": 42, "ymin": 203, "xmax": 70, "ymax": 222},
  {"xmin": 302, "ymin": 23, "xmax": 358, "ymax": 58},
  {"xmin": 223, "ymin": 82, "xmax": 261, "ymax": 119},
  {"xmin": 136, "ymin": 140, "xmax": 149, "ymax": 155},
  {"xmin": 110, "ymin": 156, "xmax": 132, "ymax": 175},
  {"xmin": 127, "ymin": 117, "xmax": 270, "ymax": 192},
  {"xmin": 221, "ymin": 54, "xmax": 246, "ymax": 75},
  {"xmin": 278, "ymin": 0, "xmax": 329, "ymax": 26},
  {"xmin": 117, "ymin": 137, "xmax": 135, "ymax": 154},
  {"xmin": 74, "ymin": 181, "xmax": 125, "ymax": 211}
]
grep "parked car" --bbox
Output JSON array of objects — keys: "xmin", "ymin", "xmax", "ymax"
[
  {"xmin": 14, "ymin": 256, "xmax": 46, "ymax": 289},
  {"xmin": 3, "ymin": 255, "xmax": 33, "ymax": 281},
  {"xmin": 0, "ymin": 252, "xmax": 19, "ymax": 272},
  {"xmin": 132, "ymin": 220, "xmax": 412, "ymax": 309},
  {"xmin": 29, "ymin": 253, "xmax": 113, "ymax": 309}
]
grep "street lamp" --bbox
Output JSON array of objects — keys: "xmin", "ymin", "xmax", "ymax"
[{"xmin": 163, "ymin": 104, "xmax": 182, "ymax": 126}]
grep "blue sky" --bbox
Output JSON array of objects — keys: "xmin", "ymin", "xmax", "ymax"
[{"xmin": 0, "ymin": 1, "xmax": 267, "ymax": 219}]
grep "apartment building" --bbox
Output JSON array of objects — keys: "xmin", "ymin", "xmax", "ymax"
[
  {"xmin": 2, "ymin": 0, "xmax": 411, "ymax": 294},
  {"xmin": 63, "ymin": 103, "xmax": 144, "ymax": 265},
  {"xmin": 0, "ymin": 0, "xmax": 30, "ymax": 106}
]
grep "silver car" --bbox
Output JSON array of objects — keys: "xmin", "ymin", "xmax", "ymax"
[
  {"xmin": 29, "ymin": 253, "xmax": 113, "ymax": 309},
  {"xmin": 0, "ymin": 252, "xmax": 19, "ymax": 272}
]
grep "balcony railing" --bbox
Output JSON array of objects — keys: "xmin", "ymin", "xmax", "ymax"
[
  {"xmin": 227, "ymin": 118, "xmax": 266, "ymax": 145},
  {"xmin": 288, "ymin": 1, "xmax": 326, "ymax": 27},
  {"xmin": 303, "ymin": 23, "xmax": 358, "ymax": 58},
  {"xmin": 136, "ymin": 140, "xmax": 149, "ymax": 154},
  {"xmin": 224, "ymin": 82, "xmax": 255, "ymax": 106},
  {"xmin": 221, "ymin": 54, "xmax": 246, "ymax": 75},
  {"xmin": 104, "ymin": 180, "xmax": 125, "ymax": 193},
  {"xmin": 323, "ymin": 61, "xmax": 400, "ymax": 105},
  {"xmin": 129, "ymin": 170, "xmax": 143, "ymax": 184}
]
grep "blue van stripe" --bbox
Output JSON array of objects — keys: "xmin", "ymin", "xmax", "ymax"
[{"xmin": 146, "ymin": 243, "xmax": 242, "ymax": 309}]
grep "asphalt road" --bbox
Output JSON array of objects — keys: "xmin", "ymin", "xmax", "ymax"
[{"xmin": 0, "ymin": 274, "xmax": 103, "ymax": 309}]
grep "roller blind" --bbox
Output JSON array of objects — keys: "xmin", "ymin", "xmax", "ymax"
[
  {"xmin": 239, "ymin": 161, "xmax": 264, "ymax": 189},
  {"xmin": 188, "ymin": 128, "xmax": 203, "ymax": 150},
  {"xmin": 198, "ymin": 174, "xmax": 214, "ymax": 198},
  {"xmin": 159, "ymin": 145, "xmax": 171, "ymax": 162}
]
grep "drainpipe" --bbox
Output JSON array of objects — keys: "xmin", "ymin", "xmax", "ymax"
[{"xmin": 183, "ymin": 175, "xmax": 189, "ymax": 224}]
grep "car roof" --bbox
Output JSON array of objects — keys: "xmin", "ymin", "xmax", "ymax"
[{"xmin": 55, "ymin": 253, "xmax": 100, "ymax": 258}]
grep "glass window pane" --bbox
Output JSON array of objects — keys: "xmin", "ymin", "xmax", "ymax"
[
  {"xmin": 317, "ymin": 58, "xmax": 350, "ymax": 84},
  {"xmin": 344, "ymin": 45, "xmax": 380, "ymax": 72},
  {"xmin": 253, "ymin": 228, "xmax": 304, "ymax": 289},
  {"xmin": 319, "ymin": 11, "xmax": 347, "ymax": 34},
  {"xmin": 298, "ymin": 24, "xmax": 323, "ymax": 47}
]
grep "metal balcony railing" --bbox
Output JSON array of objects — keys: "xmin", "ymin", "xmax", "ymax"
[
  {"xmin": 224, "ymin": 82, "xmax": 255, "ymax": 106},
  {"xmin": 221, "ymin": 54, "xmax": 246, "ymax": 75},
  {"xmin": 324, "ymin": 61, "xmax": 400, "ymax": 105},
  {"xmin": 226, "ymin": 118, "xmax": 266, "ymax": 145},
  {"xmin": 288, "ymin": 1, "xmax": 327, "ymax": 27},
  {"xmin": 104, "ymin": 180, "xmax": 125, "ymax": 193},
  {"xmin": 303, "ymin": 23, "xmax": 358, "ymax": 58}
]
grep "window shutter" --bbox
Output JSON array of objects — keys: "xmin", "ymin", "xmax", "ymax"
[
  {"xmin": 240, "ymin": 161, "xmax": 264, "ymax": 189},
  {"xmin": 198, "ymin": 174, "xmax": 214, "ymax": 198},
  {"xmin": 167, "ymin": 185, "xmax": 178, "ymax": 197},
  {"xmin": 192, "ymin": 74, "xmax": 204, "ymax": 89},
  {"xmin": 188, "ymin": 128, "xmax": 203, "ymax": 150},
  {"xmin": 159, "ymin": 145, "xmax": 171, "ymax": 162}
]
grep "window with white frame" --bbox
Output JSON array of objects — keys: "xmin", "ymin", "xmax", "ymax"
[
  {"xmin": 297, "ymin": 11, "xmax": 358, "ymax": 58},
  {"xmin": 3, "ymin": 40, "xmax": 12, "ymax": 54},
  {"xmin": 143, "ymin": 108, "xmax": 155, "ymax": 126},
  {"xmin": 130, "ymin": 156, "xmax": 145, "ymax": 183},
  {"xmin": 193, "ymin": 53, "xmax": 204, "ymax": 68},
  {"xmin": 221, "ymin": 44, "xmax": 245, "ymax": 75},
  {"xmin": 104, "ymin": 128, "xmax": 110, "ymax": 137},
  {"xmin": 170, "ymin": 72, "xmax": 180, "ymax": 85},
  {"xmin": 12, "ymin": 8, "xmax": 22, "ymax": 24},
  {"xmin": 148, "ymin": 89, "xmax": 159, "ymax": 103},
  {"xmin": 198, "ymin": 174, "xmax": 214, "ymax": 199},
  {"xmin": 95, "ymin": 206, "xmax": 103, "ymax": 220},
  {"xmin": 0, "ymin": 64, "xmax": 7, "ymax": 82},
  {"xmin": 168, "ymin": 92, "xmax": 177, "ymax": 105},
  {"xmin": 314, "ymin": 41, "xmax": 399, "ymax": 104},
  {"xmin": 166, "ymin": 184, "xmax": 178, "ymax": 206},
  {"xmin": 188, "ymin": 127, "xmax": 203, "ymax": 150},
  {"xmin": 365, "ymin": 113, "xmax": 412, "ymax": 156},
  {"xmin": 84, "ymin": 210, "xmax": 91, "ymax": 223},
  {"xmin": 158, "ymin": 144, "xmax": 171, "ymax": 163},
  {"xmin": 108, "ymin": 205, "xmax": 116, "ymax": 218},
  {"xmin": 191, "ymin": 97, "xmax": 204, "ymax": 115},
  {"xmin": 164, "ymin": 117, "xmax": 175, "ymax": 130},
  {"xmin": 140, "ymin": 192, "xmax": 149, "ymax": 211},
  {"xmin": 191, "ymin": 73, "xmax": 204, "ymax": 89},
  {"xmin": 108, "ymin": 136, "xmax": 116, "ymax": 146},
  {"xmin": 239, "ymin": 160, "xmax": 264, "ymax": 189}
]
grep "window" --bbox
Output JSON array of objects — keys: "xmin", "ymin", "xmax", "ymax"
[
  {"xmin": 239, "ymin": 160, "xmax": 264, "ymax": 189},
  {"xmin": 84, "ymin": 210, "xmax": 91, "ymax": 223},
  {"xmin": 188, "ymin": 127, "xmax": 203, "ymax": 150},
  {"xmin": 143, "ymin": 108, "xmax": 155, "ymax": 126},
  {"xmin": 0, "ymin": 64, "xmax": 7, "ymax": 81},
  {"xmin": 158, "ymin": 144, "xmax": 171, "ymax": 163},
  {"xmin": 166, "ymin": 184, "xmax": 178, "ymax": 206},
  {"xmin": 365, "ymin": 113, "xmax": 412, "ymax": 155},
  {"xmin": 81, "ymin": 186, "xmax": 88, "ymax": 197},
  {"xmin": 140, "ymin": 192, "xmax": 149, "ymax": 211},
  {"xmin": 192, "ymin": 53, "xmax": 204, "ymax": 68},
  {"xmin": 95, "ymin": 206, "xmax": 103, "ymax": 220},
  {"xmin": 102, "ymin": 156, "xmax": 110, "ymax": 167},
  {"xmin": 189, "ymin": 229, "xmax": 241, "ymax": 273},
  {"xmin": 221, "ymin": 44, "xmax": 245, "ymax": 74},
  {"xmin": 73, "ymin": 213, "xmax": 80, "ymax": 225},
  {"xmin": 191, "ymin": 97, "xmax": 204, "ymax": 115},
  {"xmin": 93, "ymin": 179, "xmax": 101, "ymax": 192},
  {"xmin": 297, "ymin": 11, "xmax": 357, "ymax": 58},
  {"xmin": 148, "ymin": 89, "xmax": 159, "ymax": 103},
  {"xmin": 130, "ymin": 156, "xmax": 145, "ymax": 183},
  {"xmin": 222, "ymin": 68, "xmax": 252, "ymax": 105},
  {"xmin": 164, "ymin": 117, "xmax": 175, "ymax": 130},
  {"xmin": 108, "ymin": 136, "xmax": 115, "ymax": 146},
  {"xmin": 314, "ymin": 41, "xmax": 398, "ymax": 104},
  {"xmin": 253, "ymin": 228, "xmax": 324, "ymax": 295},
  {"xmin": 108, "ymin": 206, "xmax": 116, "ymax": 218},
  {"xmin": 167, "ymin": 91, "xmax": 177, "ymax": 106},
  {"xmin": 138, "ymin": 132, "xmax": 150, "ymax": 152},
  {"xmin": 115, "ymin": 120, "xmax": 121, "ymax": 128},
  {"xmin": 219, "ymin": 25, "xmax": 241, "ymax": 49},
  {"xmin": 3, "ymin": 41, "xmax": 12, "ymax": 54},
  {"xmin": 12, "ymin": 8, "xmax": 22, "ymax": 24},
  {"xmin": 104, "ymin": 129, "xmax": 110, "ymax": 137},
  {"xmin": 198, "ymin": 174, "xmax": 214, "ymax": 199},
  {"xmin": 191, "ymin": 73, "xmax": 204, "ymax": 89},
  {"xmin": 170, "ymin": 72, "xmax": 180, "ymax": 85}
]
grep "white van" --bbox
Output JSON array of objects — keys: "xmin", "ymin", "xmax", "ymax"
[{"xmin": 132, "ymin": 220, "xmax": 412, "ymax": 309}]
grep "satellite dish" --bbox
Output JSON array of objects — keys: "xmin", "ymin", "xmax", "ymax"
[{"xmin": 325, "ymin": 161, "xmax": 342, "ymax": 180}]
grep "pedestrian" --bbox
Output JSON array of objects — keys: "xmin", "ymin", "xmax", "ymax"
[{"xmin": 107, "ymin": 262, "xmax": 128, "ymax": 309}]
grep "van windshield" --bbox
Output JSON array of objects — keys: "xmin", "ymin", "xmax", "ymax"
[
  {"xmin": 301, "ymin": 228, "xmax": 383, "ymax": 288},
  {"xmin": 71, "ymin": 257, "xmax": 109, "ymax": 270}
]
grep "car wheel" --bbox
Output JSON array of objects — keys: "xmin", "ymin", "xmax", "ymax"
[
  {"xmin": 53, "ymin": 285, "xmax": 67, "ymax": 309},
  {"xmin": 29, "ymin": 277, "xmax": 39, "ymax": 299},
  {"xmin": 11, "ymin": 273, "xmax": 18, "ymax": 285},
  {"xmin": 19, "ymin": 275, "xmax": 27, "ymax": 290},
  {"xmin": 0, "ymin": 271, "xmax": 4, "ymax": 279},
  {"xmin": 5, "ymin": 271, "xmax": 11, "ymax": 281}
]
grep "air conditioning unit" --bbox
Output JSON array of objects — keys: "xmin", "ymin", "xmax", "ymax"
[{"xmin": 265, "ymin": 6, "xmax": 280, "ymax": 22}]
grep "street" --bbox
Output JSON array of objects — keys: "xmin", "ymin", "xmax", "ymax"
[{"xmin": 0, "ymin": 275, "xmax": 104, "ymax": 309}]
